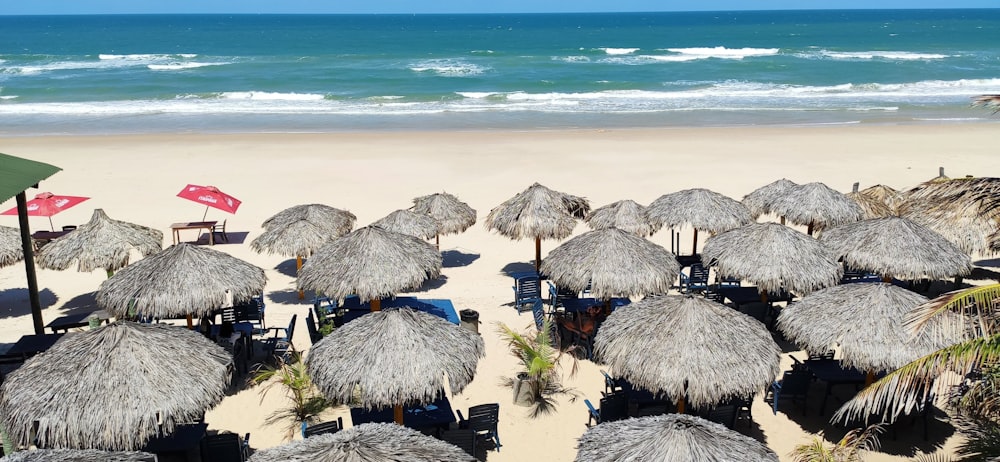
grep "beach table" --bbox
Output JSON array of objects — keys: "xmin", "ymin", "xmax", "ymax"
[
  {"xmin": 44, "ymin": 310, "xmax": 112, "ymax": 333},
  {"xmin": 141, "ymin": 422, "xmax": 208, "ymax": 462},
  {"xmin": 5, "ymin": 333, "xmax": 65, "ymax": 359},
  {"xmin": 170, "ymin": 221, "xmax": 218, "ymax": 245},
  {"xmin": 716, "ymin": 286, "xmax": 794, "ymax": 308},
  {"xmin": 350, "ymin": 396, "xmax": 456, "ymax": 434},
  {"xmin": 560, "ymin": 297, "xmax": 630, "ymax": 314},
  {"xmin": 339, "ymin": 296, "xmax": 460, "ymax": 324},
  {"xmin": 805, "ymin": 359, "xmax": 872, "ymax": 415}
]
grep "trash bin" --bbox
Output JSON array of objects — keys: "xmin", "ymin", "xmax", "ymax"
[{"xmin": 459, "ymin": 309, "xmax": 480, "ymax": 335}]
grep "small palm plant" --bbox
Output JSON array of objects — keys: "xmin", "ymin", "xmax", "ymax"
[
  {"xmin": 790, "ymin": 425, "xmax": 883, "ymax": 462},
  {"xmin": 497, "ymin": 319, "xmax": 579, "ymax": 417},
  {"xmin": 249, "ymin": 351, "xmax": 334, "ymax": 440}
]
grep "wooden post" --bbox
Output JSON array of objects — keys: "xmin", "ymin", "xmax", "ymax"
[
  {"xmin": 186, "ymin": 314, "xmax": 194, "ymax": 329},
  {"xmin": 807, "ymin": 222, "xmax": 814, "ymax": 236},
  {"xmin": 780, "ymin": 216, "xmax": 786, "ymax": 225},
  {"xmin": 435, "ymin": 234, "xmax": 440, "ymax": 251},
  {"xmin": 865, "ymin": 370, "xmax": 875, "ymax": 387},
  {"xmin": 692, "ymin": 229, "xmax": 699, "ymax": 255},
  {"xmin": 534, "ymin": 237, "xmax": 542, "ymax": 273},
  {"xmin": 394, "ymin": 404, "xmax": 404, "ymax": 424},
  {"xmin": 882, "ymin": 275, "xmax": 892, "ymax": 283},
  {"xmin": 296, "ymin": 256, "xmax": 304, "ymax": 300},
  {"xmin": 371, "ymin": 298, "xmax": 381, "ymax": 312},
  {"xmin": 759, "ymin": 289, "xmax": 769, "ymax": 304},
  {"xmin": 16, "ymin": 192, "xmax": 45, "ymax": 335},
  {"xmin": 676, "ymin": 397, "xmax": 685, "ymax": 414}
]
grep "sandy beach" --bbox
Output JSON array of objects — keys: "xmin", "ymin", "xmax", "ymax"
[{"xmin": 1, "ymin": 123, "xmax": 998, "ymax": 461}]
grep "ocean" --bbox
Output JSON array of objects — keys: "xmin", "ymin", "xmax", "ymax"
[{"xmin": 1, "ymin": 10, "xmax": 999, "ymax": 135}]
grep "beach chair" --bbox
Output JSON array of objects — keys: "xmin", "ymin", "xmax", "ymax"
[
  {"xmin": 599, "ymin": 392, "xmax": 629, "ymax": 423},
  {"xmin": 766, "ymin": 370, "xmax": 812, "ymax": 415},
  {"xmin": 212, "ymin": 219, "xmax": 229, "ymax": 243},
  {"xmin": 584, "ymin": 399, "xmax": 601, "ymax": 426},
  {"xmin": 303, "ymin": 417, "xmax": 344, "ymax": 438},
  {"xmin": 264, "ymin": 314, "xmax": 297, "ymax": 362},
  {"xmin": 439, "ymin": 428, "xmax": 477, "ymax": 457},
  {"xmin": 512, "ymin": 273, "xmax": 542, "ymax": 314},
  {"xmin": 702, "ymin": 400, "xmax": 740, "ymax": 429},
  {"xmin": 199, "ymin": 432, "xmax": 250, "ymax": 462},
  {"xmin": 457, "ymin": 403, "xmax": 501, "ymax": 451},
  {"xmin": 679, "ymin": 263, "xmax": 711, "ymax": 293}
]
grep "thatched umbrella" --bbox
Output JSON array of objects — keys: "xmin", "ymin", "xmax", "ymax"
[
  {"xmin": 296, "ymin": 226, "xmax": 441, "ymax": 312},
  {"xmin": 594, "ymin": 295, "xmax": 781, "ymax": 411},
  {"xmin": 306, "ymin": 308, "xmax": 484, "ymax": 423},
  {"xmin": 769, "ymin": 182, "xmax": 863, "ymax": 235},
  {"xmin": 484, "ymin": 182, "xmax": 590, "ymax": 272},
  {"xmin": 0, "ymin": 322, "xmax": 231, "ymax": 450},
  {"xmin": 0, "ymin": 224, "xmax": 23, "ymax": 267},
  {"xmin": 860, "ymin": 184, "xmax": 905, "ymax": 212},
  {"xmin": 820, "ymin": 216, "xmax": 972, "ymax": 281},
  {"xmin": 371, "ymin": 209, "xmax": 439, "ymax": 240},
  {"xmin": 647, "ymin": 188, "xmax": 752, "ymax": 255},
  {"xmin": 248, "ymin": 422, "xmax": 476, "ymax": 462},
  {"xmin": 741, "ymin": 178, "xmax": 797, "ymax": 222},
  {"xmin": 702, "ymin": 222, "xmax": 842, "ymax": 298},
  {"xmin": 575, "ymin": 414, "xmax": 778, "ymax": 462},
  {"xmin": 899, "ymin": 176, "xmax": 1000, "ymax": 256},
  {"xmin": 95, "ymin": 243, "xmax": 266, "ymax": 325},
  {"xmin": 539, "ymin": 228, "xmax": 679, "ymax": 300},
  {"xmin": 0, "ymin": 449, "xmax": 156, "ymax": 461},
  {"xmin": 777, "ymin": 283, "xmax": 958, "ymax": 382},
  {"xmin": 411, "ymin": 192, "xmax": 477, "ymax": 249},
  {"xmin": 846, "ymin": 183, "xmax": 894, "ymax": 219},
  {"xmin": 35, "ymin": 209, "xmax": 162, "ymax": 278},
  {"xmin": 584, "ymin": 200, "xmax": 658, "ymax": 237},
  {"xmin": 252, "ymin": 203, "xmax": 356, "ymax": 299}
]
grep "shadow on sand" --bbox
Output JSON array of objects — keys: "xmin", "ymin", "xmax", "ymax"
[
  {"xmin": 441, "ymin": 248, "xmax": 480, "ymax": 268},
  {"xmin": 500, "ymin": 262, "xmax": 536, "ymax": 277},
  {"xmin": 274, "ymin": 258, "xmax": 300, "ymax": 278},
  {"xmin": 0, "ymin": 287, "xmax": 58, "ymax": 320}
]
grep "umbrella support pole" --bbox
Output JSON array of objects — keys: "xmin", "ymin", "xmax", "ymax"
[
  {"xmin": 394, "ymin": 405, "xmax": 404, "ymax": 424},
  {"xmin": 186, "ymin": 314, "xmax": 194, "ymax": 329},
  {"xmin": 371, "ymin": 298, "xmax": 381, "ymax": 312},
  {"xmin": 865, "ymin": 370, "xmax": 875, "ymax": 387},
  {"xmin": 534, "ymin": 237, "xmax": 542, "ymax": 273},
  {"xmin": 780, "ymin": 216, "xmax": 786, "ymax": 226},
  {"xmin": 16, "ymin": 192, "xmax": 45, "ymax": 335},
  {"xmin": 296, "ymin": 256, "xmax": 304, "ymax": 300},
  {"xmin": 692, "ymin": 229, "xmax": 698, "ymax": 255},
  {"xmin": 807, "ymin": 222, "xmax": 814, "ymax": 236},
  {"xmin": 676, "ymin": 397, "xmax": 685, "ymax": 414},
  {"xmin": 48, "ymin": 216, "xmax": 54, "ymax": 232},
  {"xmin": 435, "ymin": 234, "xmax": 440, "ymax": 251},
  {"xmin": 954, "ymin": 276, "xmax": 963, "ymax": 289}
]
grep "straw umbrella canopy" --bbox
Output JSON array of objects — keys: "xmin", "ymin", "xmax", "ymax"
[
  {"xmin": 820, "ymin": 216, "xmax": 972, "ymax": 281},
  {"xmin": 647, "ymin": 188, "xmax": 753, "ymax": 255},
  {"xmin": 0, "ymin": 322, "xmax": 232, "ymax": 451},
  {"xmin": 0, "ymin": 449, "xmax": 156, "ymax": 462},
  {"xmin": 584, "ymin": 199, "xmax": 658, "ymax": 237},
  {"xmin": 0, "ymin": 224, "xmax": 23, "ymax": 267},
  {"xmin": 769, "ymin": 182, "xmax": 863, "ymax": 235},
  {"xmin": 261, "ymin": 203, "xmax": 356, "ymax": 235},
  {"xmin": 95, "ymin": 243, "xmax": 266, "ymax": 321},
  {"xmin": 741, "ymin": 178, "xmax": 797, "ymax": 221},
  {"xmin": 899, "ymin": 176, "xmax": 1000, "ymax": 256},
  {"xmin": 411, "ymin": 192, "xmax": 476, "ymax": 248},
  {"xmin": 594, "ymin": 295, "xmax": 781, "ymax": 410},
  {"xmin": 248, "ymin": 423, "xmax": 476, "ymax": 462},
  {"xmin": 702, "ymin": 222, "xmax": 842, "ymax": 297},
  {"xmin": 484, "ymin": 182, "xmax": 590, "ymax": 272},
  {"xmin": 306, "ymin": 308, "xmax": 484, "ymax": 423},
  {"xmin": 35, "ymin": 209, "xmax": 162, "ymax": 277},
  {"xmin": 575, "ymin": 414, "xmax": 778, "ymax": 462},
  {"xmin": 777, "ymin": 283, "xmax": 959, "ymax": 374},
  {"xmin": 846, "ymin": 183, "xmax": 894, "ymax": 219},
  {"xmin": 539, "ymin": 228, "xmax": 679, "ymax": 300},
  {"xmin": 860, "ymin": 184, "xmax": 905, "ymax": 213},
  {"xmin": 296, "ymin": 226, "xmax": 442, "ymax": 311},
  {"xmin": 370, "ymin": 209, "xmax": 440, "ymax": 240}
]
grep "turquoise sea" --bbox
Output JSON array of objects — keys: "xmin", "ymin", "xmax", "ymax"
[{"xmin": 1, "ymin": 10, "xmax": 999, "ymax": 135}]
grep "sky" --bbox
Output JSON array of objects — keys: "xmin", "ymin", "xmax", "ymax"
[{"xmin": 1, "ymin": 0, "xmax": 997, "ymax": 15}]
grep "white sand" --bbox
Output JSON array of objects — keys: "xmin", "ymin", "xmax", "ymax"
[{"xmin": 1, "ymin": 123, "xmax": 998, "ymax": 460}]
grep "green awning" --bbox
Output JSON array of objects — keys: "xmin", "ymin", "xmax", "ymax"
[{"xmin": 0, "ymin": 153, "xmax": 62, "ymax": 203}]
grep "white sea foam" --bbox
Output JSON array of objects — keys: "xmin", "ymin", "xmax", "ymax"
[
  {"xmin": 456, "ymin": 92, "xmax": 500, "ymax": 99},
  {"xmin": 663, "ymin": 47, "xmax": 781, "ymax": 59},
  {"xmin": 553, "ymin": 56, "xmax": 591, "ymax": 63},
  {"xmin": 409, "ymin": 59, "xmax": 488, "ymax": 77},
  {"xmin": 600, "ymin": 47, "xmax": 639, "ymax": 55},
  {"xmin": 99, "ymin": 53, "xmax": 197, "ymax": 60},
  {"xmin": 0, "ymin": 95, "xmax": 17, "ymax": 100},
  {"xmin": 148, "ymin": 62, "xmax": 226, "ymax": 71},
  {"xmin": 217, "ymin": 91, "xmax": 326, "ymax": 101},
  {"xmin": 818, "ymin": 50, "xmax": 951, "ymax": 60}
]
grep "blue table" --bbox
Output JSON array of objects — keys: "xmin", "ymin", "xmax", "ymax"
[
  {"xmin": 5, "ymin": 333, "xmax": 65, "ymax": 359},
  {"xmin": 350, "ymin": 396, "xmax": 456, "ymax": 432},
  {"xmin": 805, "ymin": 359, "xmax": 872, "ymax": 415},
  {"xmin": 141, "ymin": 423, "xmax": 208, "ymax": 461},
  {"xmin": 339, "ymin": 296, "xmax": 460, "ymax": 324},
  {"xmin": 560, "ymin": 298, "xmax": 631, "ymax": 313}
]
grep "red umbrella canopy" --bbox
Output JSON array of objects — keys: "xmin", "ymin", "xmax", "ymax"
[
  {"xmin": 176, "ymin": 184, "xmax": 241, "ymax": 215},
  {"xmin": 1, "ymin": 192, "xmax": 89, "ymax": 217}
]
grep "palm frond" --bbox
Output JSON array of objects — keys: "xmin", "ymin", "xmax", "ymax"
[
  {"xmin": 954, "ymin": 417, "xmax": 1000, "ymax": 461},
  {"xmin": 907, "ymin": 283, "xmax": 1000, "ymax": 338},
  {"xmin": 834, "ymin": 336, "xmax": 1000, "ymax": 423}
]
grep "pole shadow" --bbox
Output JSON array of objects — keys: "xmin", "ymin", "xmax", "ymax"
[{"xmin": 0, "ymin": 287, "xmax": 58, "ymax": 319}]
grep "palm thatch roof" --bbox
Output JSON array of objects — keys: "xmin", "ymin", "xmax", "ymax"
[
  {"xmin": 0, "ymin": 449, "xmax": 156, "ymax": 462},
  {"xmin": 95, "ymin": 243, "xmax": 266, "ymax": 319},
  {"xmin": 247, "ymin": 423, "xmax": 476, "ymax": 462},
  {"xmin": 584, "ymin": 200, "xmax": 658, "ymax": 237},
  {"xmin": 484, "ymin": 182, "xmax": 589, "ymax": 241},
  {"xmin": 594, "ymin": 295, "xmax": 781, "ymax": 408},
  {"xmin": 860, "ymin": 184, "xmax": 905, "ymax": 212},
  {"xmin": 973, "ymin": 94, "xmax": 1000, "ymax": 113},
  {"xmin": 702, "ymin": 223, "xmax": 842, "ymax": 295},
  {"xmin": 820, "ymin": 217, "xmax": 972, "ymax": 280},
  {"xmin": 370, "ymin": 209, "xmax": 440, "ymax": 240},
  {"xmin": 251, "ymin": 219, "xmax": 339, "ymax": 258},
  {"xmin": 777, "ymin": 283, "xmax": 959, "ymax": 372},
  {"xmin": 0, "ymin": 224, "xmax": 23, "ymax": 267},
  {"xmin": 769, "ymin": 182, "xmax": 863, "ymax": 231},
  {"xmin": 898, "ymin": 176, "xmax": 1000, "ymax": 256},
  {"xmin": 35, "ymin": 209, "xmax": 162, "ymax": 273},
  {"xmin": 296, "ymin": 226, "xmax": 442, "ymax": 301},
  {"xmin": 575, "ymin": 414, "xmax": 778, "ymax": 462},
  {"xmin": 846, "ymin": 183, "xmax": 895, "ymax": 219},
  {"xmin": 539, "ymin": 228, "xmax": 679, "ymax": 299},
  {"xmin": 260, "ymin": 203, "xmax": 356, "ymax": 235},
  {"xmin": 0, "ymin": 322, "xmax": 232, "ymax": 450},
  {"xmin": 741, "ymin": 178, "xmax": 797, "ymax": 219},
  {"xmin": 306, "ymin": 308, "xmax": 484, "ymax": 408},
  {"xmin": 647, "ymin": 188, "xmax": 752, "ymax": 234},
  {"xmin": 411, "ymin": 192, "xmax": 477, "ymax": 235}
]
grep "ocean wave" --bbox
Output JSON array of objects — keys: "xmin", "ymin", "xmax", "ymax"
[
  {"xmin": 99, "ymin": 53, "xmax": 198, "ymax": 60},
  {"xmin": 148, "ymin": 62, "xmax": 227, "ymax": 71},
  {"xmin": 409, "ymin": 59, "xmax": 488, "ymax": 77},
  {"xmin": 216, "ymin": 91, "xmax": 327, "ymax": 101},
  {"xmin": 600, "ymin": 47, "xmax": 639, "ymax": 55},
  {"xmin": 663, "ymin": 46, "xmax": 781, "ymax": 59},
  {"xmin": 817, "ymin": 50, "xmax": 952, "ymax": 60},
  {"xmin": 0, "ymin": 95, "xmax": 17, "ymax": 100},
  {"xmin": 553, "ymin": 56, "xmax": 592, "ymax": 63}
]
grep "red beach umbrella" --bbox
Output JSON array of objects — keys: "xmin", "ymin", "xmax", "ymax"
[
  {"xmin": 1, "ymin": 192, "xmax": 89, "ymax": 231},
  {"xmin": 177, "ymin": 184, "xmax": 241, "ymax": 220}
]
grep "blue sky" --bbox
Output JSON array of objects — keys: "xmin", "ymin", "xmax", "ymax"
[{"xmin": 2, "ymin": 0, "xmax": 997, "ymax": 15}]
